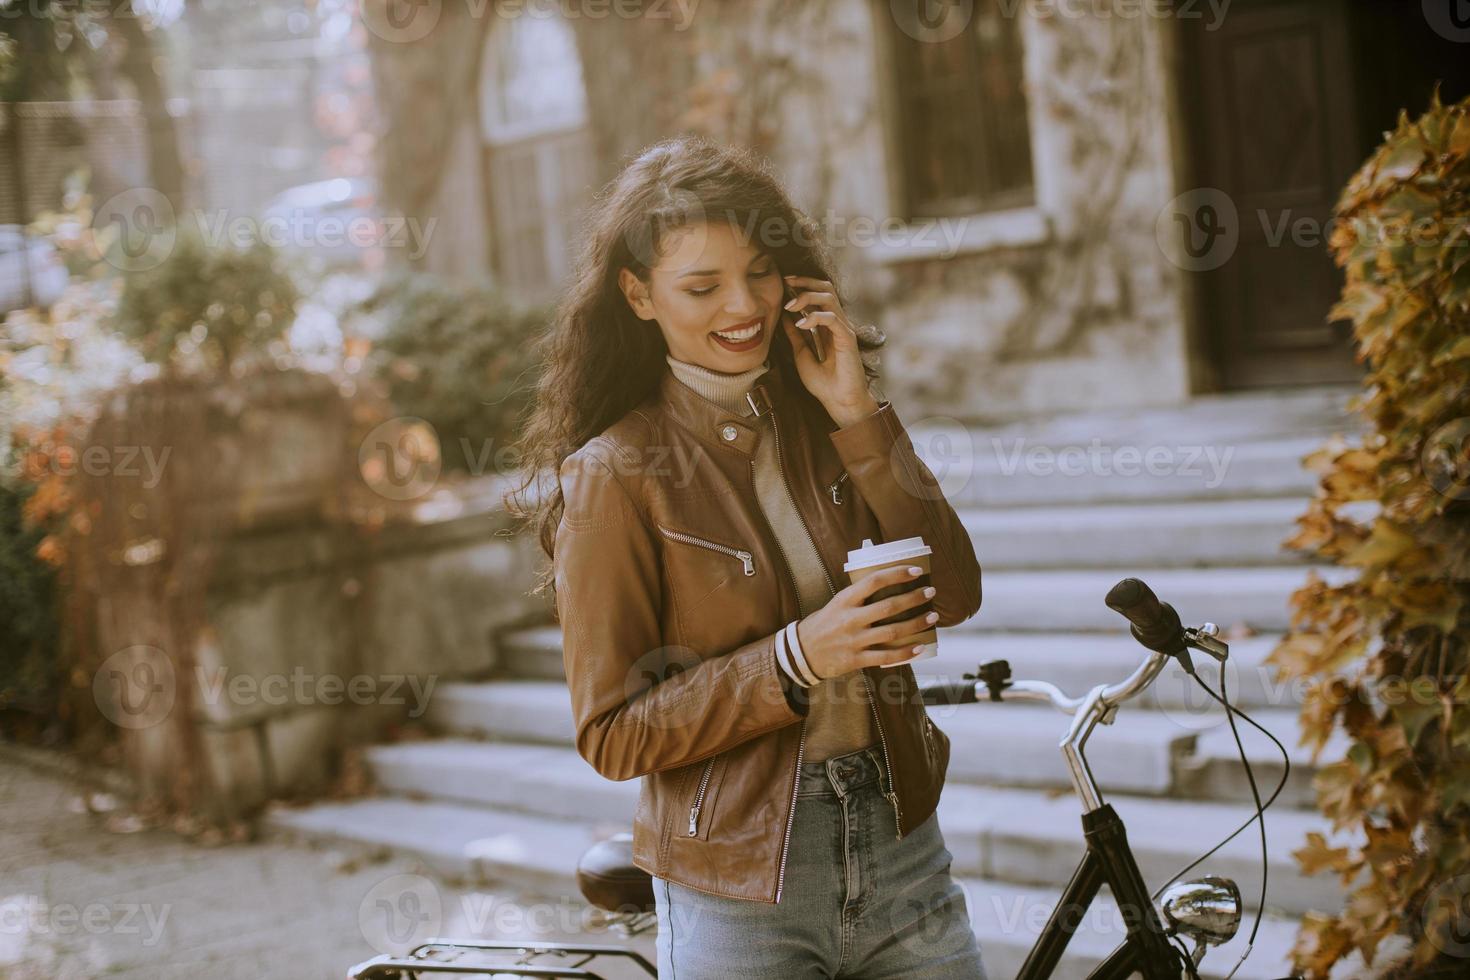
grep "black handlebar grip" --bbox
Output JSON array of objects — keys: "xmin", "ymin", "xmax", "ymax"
[
  {"xmin": 918, "ymin": 680, "xmax": 979, "ymax": 706},
  {"xmin": 1105, "ymin": 577, "xmax": 1186, "ymax": 655}
]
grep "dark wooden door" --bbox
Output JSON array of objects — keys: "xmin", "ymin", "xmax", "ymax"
[{"xmin": 1179, "ymin": 0, "xmax": 1363, "ymax": 389}]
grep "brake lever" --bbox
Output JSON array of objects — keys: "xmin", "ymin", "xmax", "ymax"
[{"xmin": 1184, "ymin": 622, "xmax": 1229, "ymax": 663}]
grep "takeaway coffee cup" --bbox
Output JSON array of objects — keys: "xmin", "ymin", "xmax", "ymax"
[{"xmin": 842, "ymin": 536, "xmax": 938, "ymax": 666}]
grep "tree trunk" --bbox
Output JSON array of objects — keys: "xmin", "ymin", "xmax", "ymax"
[{"xmin": 112, "ymin": 12, "xmax": 186, "ymax": 209}]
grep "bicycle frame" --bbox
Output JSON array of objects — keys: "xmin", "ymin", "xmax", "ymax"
[
  {"xmin": 1018, "ymin": 802, "xmax": 1181, "ymax": 979},
  {"xmin": 966, "ymin": 645, "xmax": 1211, "ymax": 978}
]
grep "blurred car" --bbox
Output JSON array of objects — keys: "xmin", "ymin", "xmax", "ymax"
[
  {"xmin": 0, "ymin": 225, "xmax": 70, "ymax": 314},
  {"xmin": 261, "ymin": 176, "xmax": 381, "ymax": 268}
]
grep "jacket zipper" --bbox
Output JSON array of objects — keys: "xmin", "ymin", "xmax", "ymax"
[
  {"xmin": 828, "ymin": 470, "xmax": 849, "ymax": 505},
  {"xmin": 656, "ymin": 525, "xmax": 755, "ymax": 576},
  {"xmin": 751, "ymin": 450, "xmax": 809, "ymax": 903},
  {"xmin": 687, "ymin": 756, "xmax": 716, "ymax": 836},
  {"xmin": 765, "ymin": 402, "xmax": 905, "ymax": 866},
  {"xmin": 865, "ymin": 673, "xmax": 905, "ymax": 840}
]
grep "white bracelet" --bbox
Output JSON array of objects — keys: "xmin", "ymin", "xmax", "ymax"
[
  {"xmin": 775, "ymin": 624, "xmax": 814, "ymax": 689},
  {"xmin": 774, "ymin": 625, "xmax": 800, "ymax": 687},
  {"xmin": 785, "ymin": 620, "xmax": 821, "ymax": 687}
]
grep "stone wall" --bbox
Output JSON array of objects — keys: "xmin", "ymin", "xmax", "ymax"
[
  {"xmin": 188, "ymin": 488, "xmax": 550, "ymax": 815},
  {"xmin": 449, "ymin": 1, "xmax": 1201, "ymax": 425},
  {"xmin": 723, "ymin": 3, "xmax": 1196, "ymax": 424}
]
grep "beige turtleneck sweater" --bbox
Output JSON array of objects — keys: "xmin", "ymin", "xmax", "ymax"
[{"xmin": 665, "ymin": 354, "xmax": 877, "ymax": 763}]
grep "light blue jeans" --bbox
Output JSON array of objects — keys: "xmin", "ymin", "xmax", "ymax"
[{"xmin": 652, "ymin": 745, "xmax": 988, "ymax": 979}]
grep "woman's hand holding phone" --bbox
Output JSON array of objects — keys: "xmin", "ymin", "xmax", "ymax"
[{"xmin": 780, "ymin": 274, "xmax": 880, "ymax": 428}]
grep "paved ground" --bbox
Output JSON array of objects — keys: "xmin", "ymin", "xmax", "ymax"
[{"xmin": 0, "ymin": 751, "xmax": 655, "ymax": 980}]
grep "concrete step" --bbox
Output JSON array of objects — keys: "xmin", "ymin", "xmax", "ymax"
[
  {"xmin": 359, "ymin": 736, "xmax": 1344, "ymax": 916},
  {"xmin": 912, "ymin": 384, "xmax": 1358, "ymax": 459},
  {"xmin": 1174, "ymin": 708, "xmax": 1350, "ymax": 812},
  {"xmin": 912, "ymin": 430, "xmax": 1350, "ymax": 510},
  {"xmin": 266, "ymin": 795, "xmax": 625, "ymax": 893},
  {"xmin": 938, "ymin": 782, "xmax": 1347, "ymax": 917},
  {"xmin": 956, "ymin": 565, "xmax": 1351, "ymax": 633},
  {"xmin": 521, "ymin": 564, "xmax": 1346, "ymax": 636},
  {"xmin": 497, "ymin": 625, "xmax": 567, "ymax": 680},
  {"xmin": 367, "ymin": 739, "xmax": 639, "ymax": 824},
  {"xmin": 959, "ymin": 497, "xmax": 1312, "ymax": 569},
  {"xmin": 498, "ymin": 626, "xmax": 1304, "ymax": 713},
  {"xmin": 427, "ymin": 680, "xmax": 576, "ymax": 745},
  {"xmin": 421, "ymin": 679, "xmax": 1307, "ymax": 802}
]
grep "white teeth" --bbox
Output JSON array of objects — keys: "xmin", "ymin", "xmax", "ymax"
[{"xmin": 714, "ymin": 322, "xmax": 761, "ymax": 342}]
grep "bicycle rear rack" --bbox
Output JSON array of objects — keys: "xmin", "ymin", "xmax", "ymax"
[{"xmin": 347, "ymin": 939, "xmax": 657, "ymax": 978}]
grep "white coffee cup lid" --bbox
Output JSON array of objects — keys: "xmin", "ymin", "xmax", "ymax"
[{"xmin": 843, "ymin": 536, "xmax": 931, "ymax": 572}]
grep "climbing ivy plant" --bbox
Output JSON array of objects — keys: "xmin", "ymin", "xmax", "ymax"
[{"xmin": 1267, "ymin": 91, "xmax": 1470, "ymax": 979}]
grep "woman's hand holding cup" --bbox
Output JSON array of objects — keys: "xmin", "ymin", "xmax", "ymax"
[{"xmin": 795, "ymin": 565, "xmax": 939, "ymax": 681}]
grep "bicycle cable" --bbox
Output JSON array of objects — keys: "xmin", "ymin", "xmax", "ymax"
[
  {"xmin": 1146, "ymin": 654, "xmax": 1292, "ymax": 980},
  {"xmin": 1169, "ymin": 931, "xmax": 1205, "ymax": 980}
]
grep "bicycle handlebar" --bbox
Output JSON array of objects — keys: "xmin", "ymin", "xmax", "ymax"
[
  {"xmin": 1104, "ymin": 577, "xmax": 1187, "ymax": 657},
  {"xmin": 917, "ymin": 577, "xmax": 1197, "ymax": 715}
]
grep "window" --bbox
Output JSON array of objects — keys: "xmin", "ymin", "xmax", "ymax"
[
  {"xmin": 888, "ymin": 1, "xmax": 1034, "ymax": 218},
  {"xmin": 478, "ymin": 16, "xmax": 593, "ymax": 301}
]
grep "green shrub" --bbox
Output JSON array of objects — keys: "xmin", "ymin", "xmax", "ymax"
[
  {"xmin": 351, "ymin": 270, "xmax": 547, "ymax": 475},
  {"xmin": 0, "ymin": 479, "xmax": 60, "ymax": 724},
  {"xmin": 1269, "ymin": 91, "xmax": 1470, "ymax": 978},
  {"xmin": 114, "ymin": 226, "xmax": 299, "ymax": 376}
]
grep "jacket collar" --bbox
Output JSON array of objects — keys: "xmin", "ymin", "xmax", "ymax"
[{"xmin": 657, "ymin": 355, "xmax": 804, "ymax": 457}]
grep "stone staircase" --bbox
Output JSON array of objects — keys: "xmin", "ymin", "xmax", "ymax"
[{"xmin": 271, "ymin": 384, "xmax": 1374, "ymax": 979}]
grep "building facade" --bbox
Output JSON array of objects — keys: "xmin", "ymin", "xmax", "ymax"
[{"xmin": 403, "ymin": 0, "xmax": 1468, "ymax": 423}]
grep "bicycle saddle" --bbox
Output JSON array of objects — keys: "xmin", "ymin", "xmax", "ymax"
[{"xmin": 577, "ymin": 833, "xmax": 655, "ymax": 914}]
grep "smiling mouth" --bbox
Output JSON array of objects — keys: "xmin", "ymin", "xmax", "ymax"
[{"xmin": 711, "ymin": 318, "xmax": 763, "ymax": 343}]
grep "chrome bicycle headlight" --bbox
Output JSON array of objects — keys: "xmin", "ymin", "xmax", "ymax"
[{"xmin": 1159, "ymin": 875, "xmax": 1242, "ymax": 947}]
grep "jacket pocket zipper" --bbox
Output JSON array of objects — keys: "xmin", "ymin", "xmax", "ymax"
[
  {"xmin": 657, "ymin": 525, "xmax": 755, "ymax": 576},
  {"xmin": 688, "ymin": 756, "xmax": 717, "ymax": 836},
  {"xmin": 828, "ymin": 470, "xmax": 850, "ymax": 505},
  {"xmin": 864, "ymin": 672, "xmax": 905, "ymax": 840}
]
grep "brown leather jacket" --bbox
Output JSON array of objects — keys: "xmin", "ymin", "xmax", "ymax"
[{"xmin": 553, "ymin": 356, "xmax": 982, "ymax": 903}]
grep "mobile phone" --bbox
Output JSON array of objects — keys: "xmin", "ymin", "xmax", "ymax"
[{"xmin": 784, "ymin": 280, "xmax": 826, "ymax": 363}]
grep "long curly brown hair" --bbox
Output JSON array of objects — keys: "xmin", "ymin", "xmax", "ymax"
[{"xmin": 503, "ymin": 135, "xmax": 884, "ymax": 596}]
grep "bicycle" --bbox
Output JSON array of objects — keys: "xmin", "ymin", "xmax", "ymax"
[{"xmin": 346, "ymin": 577, "xmax": 1301, "ymax": 980}]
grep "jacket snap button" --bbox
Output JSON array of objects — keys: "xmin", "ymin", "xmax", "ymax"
[{"xmin": 720, "ymin": 424, "xmax": 739, "ymax": 442}]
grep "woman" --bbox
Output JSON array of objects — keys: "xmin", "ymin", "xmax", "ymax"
[{"xmin": 507, "ymin": 135, "xmax": 987, "ymax": 979}]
